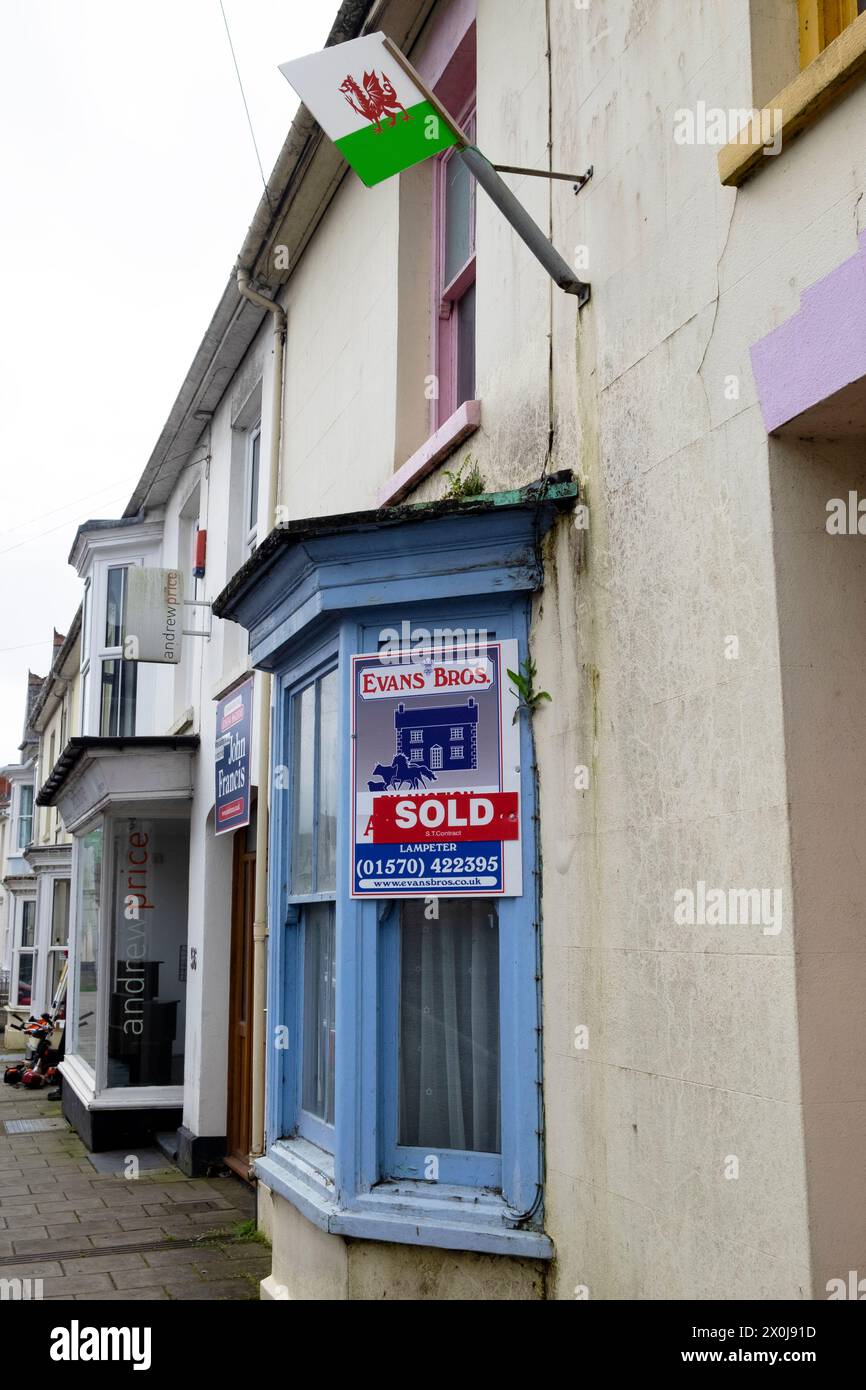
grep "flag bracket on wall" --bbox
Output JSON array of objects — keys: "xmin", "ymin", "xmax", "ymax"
[{"xmin": 279, "ymin": 32, "xmax": 591, "ymax": 306}]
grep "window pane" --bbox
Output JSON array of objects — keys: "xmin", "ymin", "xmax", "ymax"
[
  {"xmin": 456, "ymin": 280, "xmax": 476, "ymax": 408},
  {"xmin": 444, "ymin": 151, "xmax": 473, "ymax": 287},
  {"xmin": 20, "ymin": 900, "xmax": 36, "ymax": 947},
  {"xmin": 301, "ymin": 903, "xmax": 336, "ymax": 1125},
  {"xmin": 107, "ymin": 819, "xmax": 188, "ymax": 1087},
  {"xmin": 49, "ymin": 950, "xmax": 67, "ymax": 1007},
  {"xmin": 248, "ymin": 430, "xmax": 261, "ymax": 532},
  {"xmin": 105, "ymin": 566, "xmax": 126, "ymax": 646},
  {"xmin": 399, "ymin": 898, "xmax": 500, "ymax": 1154},
  {"xmin": 74, "ymin": 825, "xmax": 102, "ymax": 1070},
  {"xmin": 100, "ymin": 659, "xmax": 137, "ymax": 737},
  {"xmin": 291, "ymin": 684, "xmax": 316, "ymax": 893},
  {"xmin": 51, "ymin": 878, "xmax": 70, "ymax": 945},
  {"xmin": 317, "ymin": 670, "xmax": 339, "ymax": 892},
  {"xmin": 16, "ymin": 953, "xmax": 34, "ymax": 1007},
  {"xmin": 18, "ymin": 786, "xmax": 33, "ymax": 848},
  {"xmin": 79, "ymin": 670, "xmax": 88, "ymax": 735}
]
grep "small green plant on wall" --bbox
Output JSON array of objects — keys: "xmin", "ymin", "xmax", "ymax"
[
  {"xmin": 508, "ymin": 657, "xmax": 552, "ymax": 723},
  {"xmin": 442, "ymin": 454, "xmax": 485, "ymax": 500}
]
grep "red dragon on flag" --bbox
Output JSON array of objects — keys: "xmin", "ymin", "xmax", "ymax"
[{"xmin": 338, "ymin": 70, "xmax": 410, "ymax": 133}]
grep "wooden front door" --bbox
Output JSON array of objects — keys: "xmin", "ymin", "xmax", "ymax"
[{"xmin": 225, "ymin": 824, "xmax": 256, "ymax": 1179}]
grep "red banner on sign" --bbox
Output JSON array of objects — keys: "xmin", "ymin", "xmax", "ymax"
[{"xmin": 372, "ymin": 791, "xmax": 519, "ymax": 844}]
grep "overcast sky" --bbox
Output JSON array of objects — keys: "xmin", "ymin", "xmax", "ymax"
[{"xmin": 0, "ymin": 0, "xmax": 335, "ymax": 764}]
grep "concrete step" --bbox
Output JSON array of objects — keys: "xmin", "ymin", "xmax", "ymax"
[{"xmin": 154, "ymin": 1130, "xmax": 179, "ymax": 1163}]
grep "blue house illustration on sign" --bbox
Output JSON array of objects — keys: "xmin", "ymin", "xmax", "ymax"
[{"xmin": 394, "ymin": 698, "xmax": 479, "ymax": 772}]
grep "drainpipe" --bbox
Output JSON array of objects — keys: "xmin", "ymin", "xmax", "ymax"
[{"xmin": 236, "ymin": 267, "xmax": 286, "ymax": 1163}]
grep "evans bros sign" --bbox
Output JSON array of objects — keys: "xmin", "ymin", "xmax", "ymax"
[
  {"xmin": 123, "ymin": 567, "xmax": 183, "ymax": 665},
  {"xmin": 351, "ymin": 641, "xmax": 522, "ymax": 897}
]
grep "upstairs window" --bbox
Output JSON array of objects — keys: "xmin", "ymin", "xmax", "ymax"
[
  {"xmin": 17, "ymin": 785, "xmax": 33, "ymax": 849},
  {"xmin": 434, "ymin": 104, "xmax": 477, "ymax": 428},
  {"xmin": 798, "ymin": 0, "xmax": 866, "ymax": 66},
  {"xmin": 246, "ymin": 424, "xmax": 262, "ymax": 553},
  {"xmin": 99, "ymin": 566, "xmax": 137, "ymax": 737}
]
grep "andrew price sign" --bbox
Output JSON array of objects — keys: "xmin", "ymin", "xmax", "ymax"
[
  {"xmin": 214, "ymin": 679, "xmax": 253, "ymax": 836},
  {"xmin": 123, "ymin": 567, "xmax": 183, "ymax": 665},
  {"xmin": 351, "ymin": 641, "xmax": 522, "ymax": 897},
  {"xmin": 279, "ymin": 32, "xmax": 461, "ymax": 187}
]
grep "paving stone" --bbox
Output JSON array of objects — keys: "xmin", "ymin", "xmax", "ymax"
[
  {"xmin": 0, "ymin": 1183, "xmax": 31, "ymax": 1198},
  {"xmin": 81, "ymin": 1288, "xmax": 169, "ymax": 1300},
  {"xmin": 88, "ymin": 1229, "xmax": 171, "ymax": 1249},
  {"xmin": 192, "ymin": 1256, "xmax": 271, "ymax": 1281},
  {"xmin": 0, "ymin": 1259, "xmax": 63, "ymax": 1278},
  {"xmin": 61, "ymin": 1252, "xmax": 149, "ymax": 1275},
  {"xmin": 111, "ymin": 1265, "xmax": 184, "ymax": 1290},
  {"xmin": 163, "ymin": 1279, "xmax": 258, "ymax": 1300},
  {"xmin": 141, "ymin": 1247, "xmax": 206, "ymax": 1268},
  {"xmin": 11, "ymin": 1232, "xmax": 62, "ymax": 1254},
  {"xmin": 117, "ymin": 1213, "xmax": 193, "ymax": 1233},
  {"xmin": 4, "ymin": 1207, "xmax": 57, "ymax": 1228},
  {"xmin": 36, "ymin": 1197, "xmax": 108, "ymax": 1216},
  {"xmin": 45, "ymin": 1219, "xmax": 122, "ymax": 1238},
  {"xmin": 41, "ymin": 1271, "xmax": 114, "ymax": 1296}
]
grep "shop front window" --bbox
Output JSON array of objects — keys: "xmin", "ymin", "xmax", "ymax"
[
  {"xmin": 107, "ymin": 818, "xmax": 188, "ymax": 1088},
  {"xmin": 73, "ymin": 826, "xmax": 102, "ymax": 1069}
]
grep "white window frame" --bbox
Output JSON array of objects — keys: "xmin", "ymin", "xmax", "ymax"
[
  {"xmin": 246, "ymin": 422, "xmax": 262, "ymax": 553},
  {"xmin": 12, "ymin": 896, "xmax": 38, "ymax": 1009},
  {"xmin": 97, "ymin": 564, "xmax": 137, "ymax": 738},
  {"xmin": 16, "ymin": 782, "xmax": 34, "ymax": 850}
]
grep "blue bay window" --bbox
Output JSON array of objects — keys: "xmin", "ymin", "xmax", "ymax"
[{"xmin": 213, "ymin": 477, "xmax": 576, "ymax": 1257}]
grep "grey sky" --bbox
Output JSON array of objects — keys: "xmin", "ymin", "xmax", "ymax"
[{"xmin": 0, "ymin": 0, "xmax": 335, "ymax": 764}]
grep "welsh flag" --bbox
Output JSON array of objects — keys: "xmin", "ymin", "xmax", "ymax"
[{"xmin": 279, "ymin": 32, "xmax": 463, "ymax": 187}]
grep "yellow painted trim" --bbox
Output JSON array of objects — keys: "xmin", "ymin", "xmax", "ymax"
[
  {"xmin": 799, "ymin": 0, "xmax": 824, "ymax": 69},
  {"xmin": 719, "ymin": 9, "xmax": 866, "ymax": 186},
  {"xmin": 799, "ymin": 0, "xmax": 859, "ymax": 68}
]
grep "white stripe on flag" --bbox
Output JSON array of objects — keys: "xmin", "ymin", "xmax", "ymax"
[{"xmin": 279, "ymin": 32, "xmax": 426, "ymax": 141}]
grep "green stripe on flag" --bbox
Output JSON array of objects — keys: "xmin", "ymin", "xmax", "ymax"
[{"xmin": 334, "ymin": 100, "xmax": 460, "ymax": 186}]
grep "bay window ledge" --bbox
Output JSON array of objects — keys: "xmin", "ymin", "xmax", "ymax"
[
  {"xmin": 378, "ymin": 401, "xmax": 481, "ymax": 507},
  {"xmin": 256, "ymin": 1146, "xmax": 552, "ymax": 1260},
  {"xmin": 719, "ymin": 11, "xmax": 866, "ymax": 187}
]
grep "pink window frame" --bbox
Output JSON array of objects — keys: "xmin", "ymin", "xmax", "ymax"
[{"xmin": 432, "ymin": 96, "xmax": 477, "ymax": 431}]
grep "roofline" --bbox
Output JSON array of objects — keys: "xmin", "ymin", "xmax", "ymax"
[{"xmin": 28, "ymin": 606, "xmax": 83, "ymax": 730}]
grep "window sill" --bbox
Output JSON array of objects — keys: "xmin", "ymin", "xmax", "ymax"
[
  {"xmin": 256, "ymin": 1143, "xmax": 552, "ymax": 1260},
  {"xmin": 719, "ymin": 11, "xmax": 866, "ymax": 187},
  {"xmin": 378, "ymin": 401, "xmax": 481, "ymax": 507}
]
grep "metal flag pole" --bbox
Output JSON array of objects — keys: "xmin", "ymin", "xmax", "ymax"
[
  {"xmin": 381, "ymin": 36, "xmax": 591, "ymax": 307},
  {"xmin": 456, "ymin": 145, "xmax": 589, "ymax": 304}
]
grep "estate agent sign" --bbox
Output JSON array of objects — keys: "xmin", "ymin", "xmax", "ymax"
[
  {"xmin": 351, "ymin": 640, "xmax": 522, "ymax": 897},
  {"xmin": 123, "ymin": 567, "xmax": 183, "ymax": 665},
  {"xmin": 214, "ymin": 678, "xmax": 253, "ymax": 835}
]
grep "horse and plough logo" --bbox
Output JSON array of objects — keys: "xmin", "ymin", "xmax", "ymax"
[{"xmin": 339, "ymin": 69, "xmax": 410, "ymax": 133}]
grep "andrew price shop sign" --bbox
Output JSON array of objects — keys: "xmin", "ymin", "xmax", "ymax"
[
  {"xmin": 214, "ymin": 678, "xmax": 253, "ymax": 836},
  {"xmin": 351, "ymin": 641, "xmax": 522, "ymax": 897}
]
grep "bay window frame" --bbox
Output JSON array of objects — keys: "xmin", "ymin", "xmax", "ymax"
[{"xmin": 262, "ymin": 598, "xmax": 546, "ymax": 1256}]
